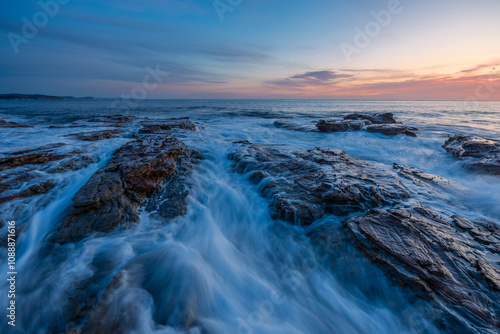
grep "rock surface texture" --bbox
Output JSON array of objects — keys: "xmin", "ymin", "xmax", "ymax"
[
  {"xmin": 443, "ymin": 134, "xmax": 500, "ymax": 174},
  {"xmin": 230, "ymin": 142, "xmax": 411, "ymax": 224}
]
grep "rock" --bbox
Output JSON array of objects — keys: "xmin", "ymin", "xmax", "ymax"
[
  {"xmin": 315, "ymin": 120, "xmax": 352, "ymax": 132},
  {"xmin": 56, "ymin": 136, "xmax": 199, "ymax": 243},
  {"xmin": 0, "ymin": 119, "xmax": 33, "ymax": 128},
  {"xmin": 229, "ymin": 143, "xmax": 411, "ymax": 224},
  {"xmin": 0, "ymin": 148, "xmax": 74, "ymax": 171},
  {"xmin": 65, "ymin": 130, "xmax": 122, "ymax": 141},
  {"xmin": 443, "ymin": 134, "xmax": 500, "ymax": 175},
  {"xmin": 366, "ymin": 124, "xmax": 418, "ymax": 137},
  {"xmin": 87, "ymin": 115, "xmax": 137, "ymax": 123},
  {"xmin": 47, "ymin": 155, "xmax": 99, "ymax": 173},
  {"xmin": 273, "ymin": 120, "xmax": 317, "ymax": 132},
  {"xmin": 344, "ymin": 112, "xmax": 399, "ymax": 124},
  {"xmin": 140, "ymin": 117, "xmax": 199, "ymax": 134},
  {"xmin": 0, "ymin": 180, "xmax": 55, "ymax": 204},
  {"xmin": 346, "ymin": 207, "xmax": 500, "ymax": 329}
]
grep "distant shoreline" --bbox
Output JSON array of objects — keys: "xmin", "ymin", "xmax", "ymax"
[{"xmin": 0, "ymin": 94, "xmax": 93, "ymax": 101}]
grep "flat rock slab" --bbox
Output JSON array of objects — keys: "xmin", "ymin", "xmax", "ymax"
[
  {"xmin": 347, "ymin": 207, "xmax": 500, "ymax": 330},
  {"xmin": 64, "ymin": 129, "xmax": 123, "ymax": 141},
  {"xmin": 344, "ymin": 112, "xmax": 400, "ymax": 124},
  {"xmin": 315, "ymin": 119, "xmax": 371, "ymax": 132},
  {"xmin": 366, "ymin": 124, "xmax": 418, "ymax": 137},
  {"xmin": 230, "ymin": 142, "xmax": 411, "ymax": 224},
  {"xmin": 56, "ymin": 136, "xmax": 198, "ymax": 243},
  {"xmin": 443, "ymin": 134, "xmax": 500, "ymax": 175},
  {"xmin": 140, "ymin": 117, "xmax": 199, "ymax": 134}
]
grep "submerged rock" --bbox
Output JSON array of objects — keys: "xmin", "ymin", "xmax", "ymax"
[
  {"xmin": 274, "ymin": 120, "xmax": 317, "ymax": 132},
  {"xmin": 366, "ymin": 124, "xmax": 418, "ymax": 137},
  {"xmin": 347, "ymin": 207, "xmax": 500, "ymax": 330},
  {"xmin": 87, "ymin": 115, "xmax": 137, "ymax": 124},
  {"xmin": 230, "ymin": 142, "xmax": 411, "ymax": 224},
  {"xmin": 344, "ymin": 112, "xmax": 399, "ymax": 124},
  {"xmin": 443, "ymin": 134, "xmax": 500, "ymax": 174},
  {"xmin": 0, "ymin": 119, "xmax": 33, "ymax": 128},
  {"xmin": 56, "ymin": 136, "xmax": 199, "ymax": 243}
]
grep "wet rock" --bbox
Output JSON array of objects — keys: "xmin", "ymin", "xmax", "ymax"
[
  {"xmin": 366, "ymin": 124, "xmax": 418, "ymax": 137},
  {"xmin": 65, "ymin": 129, "xmax": 122, "ymax": 141},
  {"xmin": 230, "ymin": 143, "xmax": 411, "ymax": 224},
  {"xmin": 443, "ymin": 134, "xmax": 500, "ymax": 175},
  {"xmin": 273, "ymin": 120, "xmax": 317, "ymax": 132},
  {"xmin": 87, "ymin": 115, "xmax": 137, "ymax": 123},
  {"xmin": 0, "ymin": 149, "xmax": 74, "ymax": 171},
  {"xmin": 347, "ymin": 207, "xmax": 500, "ymax": 329},
  {"xmin": 315, "ymin": 120, "xmax": 352, "ymax": 133},
  {"xmin": 0, "ymin": 180, "xmax": 55, "ymax": 204},
  {"xmin": 344, "ymin": 112, "xmax": 399, "ymax": 124},
  {"xmin": 140, "ymin": 117, "xmax": 199, "ymax": 134},
  {"xmin": 56, "ymin": 136, "xmax": 199, "ymax": 243},
  {"xmin": 0, "ymin": 119, "xmax": 33, "ymax": 128}
]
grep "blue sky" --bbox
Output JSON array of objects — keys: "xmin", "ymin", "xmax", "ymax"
[{"xmin": 1, "ymin": 0, "xmax": 499, "ymax": 99}]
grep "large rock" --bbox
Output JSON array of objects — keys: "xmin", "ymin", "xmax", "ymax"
[
  {"xmin": 229, "ymin": 142, "xmax": 411, "ymax": 224},
  {"xmin": 344, "ymin": 112, "xmax": 399, "ymax": 124},
  {"xmin": 140, "ymin": 117, "xmax": 199, "ymax": 134},
  {"xmin": 56, "ymin": 136, "xmax": 199, "ymax": 243},
  {"xmin": 346, "ymin": 207, "xmax": 500, "ymax": 330},
  {"xmin": 443, "ymin": 134, "xmax": 500, "ymax": 174},
  {"xmin": 0, "ymin": 119, "xmax": 33, "ymax": 128},
  {"xmin": 366, "ymin": 124, "xmax": 418, "ymax": 137},
  {"xmin": 0, "ymin": 143, "xmax": 73, "ymax": 171},
  {"xmin": 65, "ymin": 130, "xmax": 123, "ymax": 141}
]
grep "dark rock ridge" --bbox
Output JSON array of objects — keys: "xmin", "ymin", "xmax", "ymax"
[
  {"xmin": 64, "ymin": 129, "xmax": 123, "ymax": 141},
  {"xmin": 229, "ymin": 142, "xmax": 411, "ymax": 224},
  {"xmin": 0, "ymin": 180, "xmax": 55, "ymax": 204},
  {"xmin": 347, "ymin": 207, "xmax": 500, "ymax": 330},
  {"xmin": 366, "ymin": 124, "xmax": 418, "ymax": 137},
  {"xmin": 139, "ymin": 117, "xmax": 200, "ymax": 134},
  {"xmin": 0, "ymin": 143, "xmax": 75, "ymax": 171},
  {"xmin": 0, "ymin": 119, "xmax": 33, "ymax": 128},
  {"xmin": 344, "ymin": 112, "xmax": 400, "ymax": 124},
  {"xmin": 56, "ymin": 135, "xmax": 199, "ymax": 243},
  {"xmin": 274, "ymin": 113, "xmax": 418, "ymax": 137},
  {"xmin": 443, "ymin": 134, "xmax": 500, "ymax": 175}
]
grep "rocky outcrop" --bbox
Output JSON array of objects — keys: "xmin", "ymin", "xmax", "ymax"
[
  {"xmin": 0, "ymin": 119, "xmax": 33, "ymax": 128},
  {"xmin": 140, "ymin": 117, "xmax": 199, "ymax": 134},
  {"xmin": 346, "ymin": 207, "xmax": 500, "ymax": 330},
  {"xmin": 65, "ymin": 130, "xmax": 123, "ymax": 141},
  {"xmin": 366, "ymin": 124, "xmax": 418, "ymax": 137},
  {"xmin": 0, "ymin": 143, "xmax": 74, "ymax": 171},
  {"xmin": 56, "ymin": 136, "xmax": 199, "ymax": 243},
  {"xmin": 0, "ymin": 180, "xmax": 55, "ymax": 204},
  {"xmin": 344, "ymin": 112, "xmax": 399, "ymax": 124},
  {"xmin": 229, "ymin": 142, "xmax": 411, "ymax": 224},
  {"xmin": 443, "ymin": 134, "xmax": 500, "ymax": 175}
]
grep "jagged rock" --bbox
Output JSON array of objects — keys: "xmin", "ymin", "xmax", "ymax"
[
  {"xmin": 65, "ymin": 130, "xmax": 122, "ymax": 141},
  {"xmin": 0, "ymin": 145, "xmax": 75, "ymax": 171},
  {"xmin": 315, "ymin": 120, "xmax": 352, "ymax": 132},
  {"xmin": 140, "ymin": 117, "xmax": 199, "ymax": 134},
  {"xmin": 344, "ymin": 112, "xmax": 399, "ymax": 124},
  {"xmin": 0, "ymin": 119, "xmax": 33, "ymax": 128},
  {"xmin": 443, "ymin": 134, "xmax": 500, "ymax": 175},
  {"xmin": 346, "ymin": 207, "xmax": 500, "ymax": 330},
  {"xmin": 273, "ymin": 120, "xmax": 317, "ymax": 132},
  {"xmin": 56, "ymin": 136, "xmax": 199, "ymax": 243},
  {"xmin": 229, "ymin": 143, "xmax": 411, "ymax": 224},
  {"xmin": 48, "ymin": 155, "xmax": 99, "ymax": 173},
  {"xmin": 366, "ymin": 124, "xmax": 418, "ymax": 137}
]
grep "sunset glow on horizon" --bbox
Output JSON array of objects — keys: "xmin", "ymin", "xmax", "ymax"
[{"xmin": 1, "ymin": 0, "xmax": 500, "ymax": 100}]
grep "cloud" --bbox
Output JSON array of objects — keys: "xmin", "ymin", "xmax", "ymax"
[
  {"xmin": 460, "ymin": 63, "xmax": 498, "ymax": 73},
  {"xmin": 290, "ymin": 70, "xmax": 351, "ymax": 81}
]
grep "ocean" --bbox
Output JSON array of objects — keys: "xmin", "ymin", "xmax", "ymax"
[{"xmin": 0, "ymin": 99, "xmax": 499, "ymax": 333}]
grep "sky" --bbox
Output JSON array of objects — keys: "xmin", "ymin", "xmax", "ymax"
[{"xmin": 1, "ymin": 0, "xmax": 500, "ymax": 100}]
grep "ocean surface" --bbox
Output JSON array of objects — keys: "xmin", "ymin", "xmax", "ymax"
[{"xmin": 0, "ymin": 100, "xmax": 499, "ymax": 333}]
